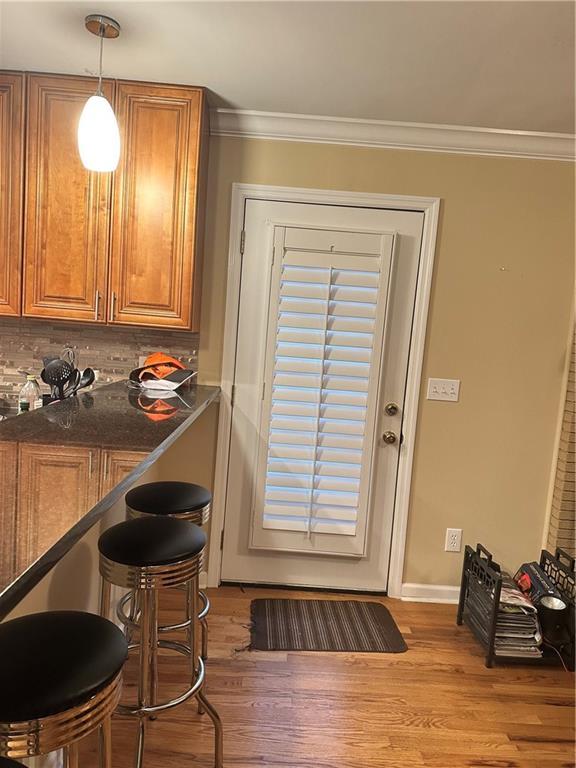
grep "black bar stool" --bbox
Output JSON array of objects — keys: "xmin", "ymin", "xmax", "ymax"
[
  {"xmin": 0, "ymin": 759, "xmax": 25, "ymax": 767},
  {"xmin": 122, "ymin": 481, "xmax": 212, "ymax": 660},
  {"xmin": 0, "ymin": 611, "xmax": 127, "ymax": 766},
  {"xmin": 98, "ymin": 516, "xmax": 223, "ymax": 768}
]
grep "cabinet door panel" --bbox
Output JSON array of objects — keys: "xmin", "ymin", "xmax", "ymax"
[
  {"xmin": 101, "ymin": 449, "xmax": 146, "ymax": 495},
  {"xmin": 0, "ymin": 73, "xmax": 24, "ymax": 316},
  {"xmin": 23, "ymin": 74, "xmax": 112, "ymax": 322},
  {"xmin": 110, "ymin": 82, "xmax": 206, "ymax": 329},
  {"xmin": 15, "ymin": 444, "xmax": 100, "ymax": 570},
  {"xmin": 0, "ymin": 443, "xmax": 18, "ymax": 592}
]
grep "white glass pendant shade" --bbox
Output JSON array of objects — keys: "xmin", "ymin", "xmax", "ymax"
[{"xmin": 77, "ymin": 94, "xmax": 120, "ymax": 172}]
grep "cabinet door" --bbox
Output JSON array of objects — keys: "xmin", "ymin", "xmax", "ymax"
[
  {"xmin": 15, "ymin": 444, "xmax": 100, "ymax": 569},
  {"xmin": 0, "ymin": 73, "xmax": 24, "ymax": 317},
  {"xmin": 23, "ymin": 74, "xmax": 113, "ymax": 322},
  {"xmin": 101, "ymin": 449, "xmax": 146, "ymax": 495},
  {"xmin": 0, "ymin": 443, "xmax": 18, "ymax": 591},
  {"xmin": 110, "ymin": 82, "xmax": 208, "ymax": 329}
]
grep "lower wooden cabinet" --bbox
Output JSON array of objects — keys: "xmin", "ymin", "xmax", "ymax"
[
  {"xmin": 15, "ymin": 444, "xmax": 101, "ymax": 568},
  {"xmin": 101, "ymin": 449, "xmax": 147, "ymax": 495},
  {"xmin": 0, "ymin": 443, "xmax": 18, "ymax": 589},
  {"xmin": 2, "ymin": 443, "xmax": 146, "ymax": 597}
]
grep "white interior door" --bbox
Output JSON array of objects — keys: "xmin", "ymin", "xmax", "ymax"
[{"xmin": 221, "ymin": 199, "xmax": 424, "ymax": 591}]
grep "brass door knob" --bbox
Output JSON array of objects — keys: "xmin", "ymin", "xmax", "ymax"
[
  {"xmin": 385, "ymin": 402, "xmax": 399, "ymax": 416},
  {"xmin": 382, "ymin": 430, "xmax": 397, "ymax": 444}
]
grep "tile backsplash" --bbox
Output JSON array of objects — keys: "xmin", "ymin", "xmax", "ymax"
[{"xmin": 0, "ymin": 317, "xmax": 199, "ymax": 416}]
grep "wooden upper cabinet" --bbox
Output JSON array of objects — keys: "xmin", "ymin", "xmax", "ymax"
[
  {"xmin": 23, "ymin": 74, "xmax": 113, "ymax": 322},
  {"xmin": 109, "ymin": 82, "xmax": 208, "ymax": 329},
  {"xmin": 0, "ymin": 73, "xmax": 24, "ymax": 317}
]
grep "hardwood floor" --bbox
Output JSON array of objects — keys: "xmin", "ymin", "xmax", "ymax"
[{"xmin": 82, "ymin": 586, "xmax": 575, "ymax": 768}]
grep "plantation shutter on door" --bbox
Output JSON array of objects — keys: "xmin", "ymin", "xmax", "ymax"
[{"xmin": 251, "ymin": 226, "xmax": 395, "ymax": 557}]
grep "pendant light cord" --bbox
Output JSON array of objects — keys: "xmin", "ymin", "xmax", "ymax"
[{"xmin": 97, "ymin": 29, "xmax": 104, "ymax": 95}]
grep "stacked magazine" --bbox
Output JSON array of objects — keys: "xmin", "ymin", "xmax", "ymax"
[{"xmin": 465, "ymin": 575, "xmax": 542, "ymax": 658}]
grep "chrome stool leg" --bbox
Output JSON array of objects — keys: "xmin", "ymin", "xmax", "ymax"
[
  {"xmin": 135, "ymin": 588, "xmax": 153, "ymax": 768},
  {"xmin": 99, "ymin": 716, "xmax": 113, "ymax": 768},
  {"xmin": 199, "ymin": 589, "xmax": 211, "ymax": 661},
  {"xmin": 188, "ymin": 576, "xmax": 205, "ymax": 715},
  {"xmin": 100, "ymin": 578, "xmax": 112, "ymax": 622},
  {"xmin": 149, "ymin": 589, "xmax": 159, "ymax": 720},
  {"xmin": 64, "ymin": 743, "xmax": 79, "ymax": 768},
  {"xmin": 201, "ymin": 617, "xmax": 209, "ymax": 661},
  {"xmin": 197, "ymin": 690, "xmax": 224, "ymax": 768}
]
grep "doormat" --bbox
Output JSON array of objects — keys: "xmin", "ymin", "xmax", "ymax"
[{"xmin": 250, "ymin": 599, "xmax": 408, "ymax": 653}]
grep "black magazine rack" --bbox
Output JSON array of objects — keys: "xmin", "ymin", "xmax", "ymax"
[{"xmin": 457, "ymin": 543, "xmax": 575, "ymax": 669}]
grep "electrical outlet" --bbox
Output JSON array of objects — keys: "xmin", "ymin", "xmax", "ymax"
[
  {"xmin": 445, "ymin": 528, "xmax": 462, "ymax": 552},
  {"xmin": 427, "ymin": 378, "xmax": 460, "ymax": 402}
]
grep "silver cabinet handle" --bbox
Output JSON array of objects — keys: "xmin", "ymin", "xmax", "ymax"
[
  {"xmin": 109, "ymin": 291, "xmax": 116, "ymax": 322},
  {"xmin": 94, "ymin": 289, "xmax": 100, "ymax": 320}
]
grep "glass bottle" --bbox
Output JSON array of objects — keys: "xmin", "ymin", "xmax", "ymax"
[{"xmin": 18, "ymin": 375, "xmax": 42, "ymax": 414}]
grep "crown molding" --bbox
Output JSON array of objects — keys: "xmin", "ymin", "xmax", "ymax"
[{"xmin": 210, "ymin": 109, "xmax": 575, "ymax": 162}]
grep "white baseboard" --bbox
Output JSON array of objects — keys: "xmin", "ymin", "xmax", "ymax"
[{"xmin": 401, "ymin": 582, "xmax": 460, "ymax": 604}]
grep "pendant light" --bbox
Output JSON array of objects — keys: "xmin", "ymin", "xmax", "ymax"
[{"xmin": 78, "ymin": 14, "xmax": 121, "ymax": 172}]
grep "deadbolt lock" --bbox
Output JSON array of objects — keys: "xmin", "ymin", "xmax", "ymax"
[
  {"xmin": 382, "ymin": 430, "xmax": 397, "ymax": 445},
  {"xmin": 384, "ymin": 402, "xmax": 399, "ymax": 416}
]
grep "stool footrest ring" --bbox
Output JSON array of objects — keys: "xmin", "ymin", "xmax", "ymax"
[
  {"xmin": 117, "ymin": 589, "xmax": 210, "ymax": 633},
  {"xmin": 117, "ymin": 655, "xmax": 205, "ymax": 717}
]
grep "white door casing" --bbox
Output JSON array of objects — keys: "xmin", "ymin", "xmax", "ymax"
[{"xmin": 208, "ymin": 185, "xmax": 440, "ymax": 597}]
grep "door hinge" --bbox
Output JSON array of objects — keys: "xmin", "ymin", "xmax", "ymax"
[
  {"xmin": 230, "ymin": 383, "xmax": 236, "ymax": 408},
  {"xmin": 240, "ymin": 230, "xmax": 246, "ymax": 255},
  {"xmin": 220, "ymin": 529, "xmax": 224, "ymax": 550},
  {"xmin": 261, "ymin": 381, "xmax": 266, "ymax": 401}
]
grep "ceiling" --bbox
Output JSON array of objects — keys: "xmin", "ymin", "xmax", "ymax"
[{"xmin": 1, "ymin": 1, "xmax": 574, "ymax": 134}]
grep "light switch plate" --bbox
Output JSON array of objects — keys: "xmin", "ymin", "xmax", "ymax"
[{"xmin": 427, "ymin": 378, "xmax": 460, "ymax": 402}]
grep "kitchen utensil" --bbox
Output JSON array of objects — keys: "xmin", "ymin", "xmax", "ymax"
[
  {"xmin": 63, "ymin": 368, "xmax": 81, "ymax": 398},
  {"xmin": 76, "ymin": 367, "xmax": 95, "ymax": 392},
  {"xmin": 41, "ymin": 359, "xmax": 74, "ymax": 401},
  {"xmin": 61, "ymin": 346, "xmax": 78, "ymax": 370}
]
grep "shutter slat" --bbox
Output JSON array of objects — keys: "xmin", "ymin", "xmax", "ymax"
[{"xmin": 330, "ymin": 285, "xmax": 378, "ymax": 303}]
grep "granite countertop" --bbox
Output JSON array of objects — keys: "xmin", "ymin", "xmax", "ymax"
[{"xmin": 0, "ymin": 381, "xmax": 220, "ymax": 619}]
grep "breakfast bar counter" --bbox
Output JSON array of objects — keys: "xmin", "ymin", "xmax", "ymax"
[{"xmin": 0, "ymin": 381, "xmax": 220, "ymax": 619}]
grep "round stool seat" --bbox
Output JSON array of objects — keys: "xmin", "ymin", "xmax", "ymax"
[
  {"xmin": 0, "ymin": 611, "xmax": 127, "ymax": 722},
  {"xmin": 126, "ymin": 481, "xmax": 211, "ymax": 516},
  {"xmin": 99, "ymin": 517, "xmax": 206, "ymax": 567},
  {"xmin": 0, "ymin": 758, "xmax": 26, "ymax": 766}
]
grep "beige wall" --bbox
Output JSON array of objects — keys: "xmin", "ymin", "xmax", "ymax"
[{"xmin": 198, "ymin": 136, "xmax": 575, "ymax": 587}]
